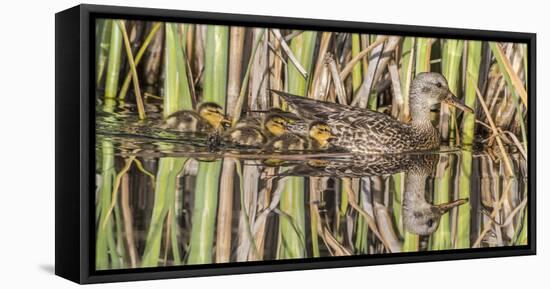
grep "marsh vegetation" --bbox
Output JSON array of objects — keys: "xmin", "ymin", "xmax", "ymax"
[{"xmin": 95, "ymin": 19, "xmax": 528, "ymax": 270}]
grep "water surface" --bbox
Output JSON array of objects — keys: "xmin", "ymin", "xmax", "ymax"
[{"xmin": 95, "ymin": 102, "xmax": 528, "ymax": 269}]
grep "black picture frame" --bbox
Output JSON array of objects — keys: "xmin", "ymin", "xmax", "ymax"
[{"xmin": 55, "ymin": 4, "xmax": 536, "ymax": 284}]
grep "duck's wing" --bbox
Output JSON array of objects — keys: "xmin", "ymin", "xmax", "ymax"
[
  {"xmin": 270, "ymin": 89, "xmax": 364, "ymax": 120},
  {"xmin": 270, "ymin": 89, "xmax": 397, "ymax": 127}
]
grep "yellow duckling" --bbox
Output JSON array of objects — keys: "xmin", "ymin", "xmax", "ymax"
[
  {"xmin": 263, "ymin": 109, "xmax": 307, "ymax": 136},
  {"xmin": 162, "ymin": 102, "xmax": 230, "ymax": 133},
  {"xmin": 263, "ymin": 121, "xmax": 334, "ymax": 152},
  {"xmin": 221, "ymin": 111, "xmax": 288, "ymax": 147},
  {"xmin": 308, "ymin": 120, "xmax": 334, "ymax": 150},
  {"xmin": 262, "ymin": 113, "xmax": 289, "ymax": 137}
]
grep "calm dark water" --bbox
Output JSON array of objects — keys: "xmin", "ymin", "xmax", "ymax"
[{"xmin": 95, "ymin": 101, "xmax": 528, "ymax": 269}]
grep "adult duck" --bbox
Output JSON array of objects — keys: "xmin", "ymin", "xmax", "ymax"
[{"xmin": 270, "ymin": 72, "xmax": 473, "ymax": 154}]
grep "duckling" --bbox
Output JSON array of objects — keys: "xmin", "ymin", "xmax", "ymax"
[
  {"xmin": 222, "ymin": 125, "xmax": 267, "ymax": 147},
  {"xmin": 264, "ymin": 109, "xmax": 309, "ymax": 135},
  {"xmin": 263, "ymin": 121, "xmax": 333, "ymax": 152},
  {"xmin": 262, "ymin": 113, "xmax": 289, "ymax": 137},
  {"xmin": 308, "ymin": 120, "xmax": 334, "ymax": 150},
  {"xmin": 263, "ymin": 132, "xmax": 309, "ymax": 152},
  {"xmin": 221, "ymin": 109, "xmax": 290, "ymax": 147},
  {"xmin": 162, "ymin": 102, "xmax": 230, "ymax": 133}
]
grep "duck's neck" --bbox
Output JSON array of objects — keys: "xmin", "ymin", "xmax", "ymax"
[
  {"xmin": 409, "ymin": 101, "xmax": 439, "ymax": 148},
  {"xmin": 410, "ymin": 102, "xmax": 433, "ymax": 128},
  {"xmin": 403, "ymin": 171, "xmax": 428, "ymax": 208}
]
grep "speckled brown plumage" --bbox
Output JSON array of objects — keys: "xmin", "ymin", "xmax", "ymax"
[{"xmin": 270, "ymin": 72, "xmax": 471, "ymax": 154}]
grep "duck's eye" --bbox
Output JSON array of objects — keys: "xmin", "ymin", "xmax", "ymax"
[
  {"xmin": 427, "ymin": 219, "xmax": 434, "ymax": 227},
  {"xmin": 435, "ymin": 82, "xmax": 442, "ymax": 88}
]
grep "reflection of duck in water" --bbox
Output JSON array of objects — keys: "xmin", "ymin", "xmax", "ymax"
[
  {"xmin": 401, "ymin": 155, "xmax": 468, "ymax": 235},
  {"xmin": 271, "ymin": 72, "xmax": 474, "ymax": 154},
  {"xmin": 162, "ymin": 102, "xmax": 230, "ymax": 133},
  {"xmin": 280, "ymin": 153, "xmax": 467, "ymax": 236}
]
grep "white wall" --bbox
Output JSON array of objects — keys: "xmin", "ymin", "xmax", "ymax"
[{"xmin": 0, "ymin": 0, "xmax": 545, "ymax": 287}]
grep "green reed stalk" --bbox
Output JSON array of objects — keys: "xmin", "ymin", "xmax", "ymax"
[
  {"xmin": 441, "ymin": 39, "xmax": 464, "ymax": 144},
  {"xmin": 393, "ymin": 38, "xmax": 414, "ymax": 241},
  {"xmin": 392, "ymin": 172, "xmax": 404, "ymax": 237},
  {"xmin": 187, "ymin": 25, "xmax": 228, "ymax": 264},
  {"xmin": 141, "ymin": 23, "xmax": 194, "ymax": 267},
  {"xmin": 431, "ymin": 39, "xmax": 462, "ymax": 247},
  {"xmin": 513, "ymin": 184, "xmax": 528, "ymax": 245},
  {"xmin": 117, "ymin": 20, "xmax": 146, "ymax": 119},
  {"xmin": 354, "ymin": 183, "xmax": 369, "ymax": 254},
  {"xmin": 164, "ymin": 23, "xmax": 193, "ymax": 117},
  {"xmin": 96, "ymin": 19, "xmax": 111, "ymax": 86},
  {"xmin": 400, "ymin": 37, "xmax": 414, "ymax": 121},
  {"xmin": 113, "ymin": 199, "xmax": 125, "ymax": 268},
  {"xmin": 455, "ymin": 40, "xmax": 481, "ymax": 248},
  {"xmin": 456, "ymin": 150, "xmax": 473, "ymax": 249},
  {"xmin": 310, "ymin": 180, "xmax": 321, "ymax": 257},
  {"xmin": 341, "ymin": 35, "xmax": 363, "ymax": 231},
  {"xmin": 118, "ymin": 22, "xmax": 162, "ymax": 101},
  {"xmin": 365, "ymin": 35, "xmax": 379, "ymax": 110},
  {"xmin": 351, "ymin": 34, "xmax": 363, "ymax": 95},
  {"xmin": 350, "ymin": 37, "xmax": 369, "ymax": 252},
  {"xmin": 96, "ymin": 19, "xmax": 122, "ymax": 270},
  {"xmin": 514, "ymin": 207, "xmax": 528, "ymax": 245},
  {"xmin": 104, "ymin": 21, "xmax": 122, "ymax": 100},
  {"xmin": 96, "ymin": 141, "xmax": 116, "ymax": 270},
  {"xmin": 461, "ymin": 40, "xmax": 481, "ymax": 146},
  {"xmin": 416, "ymin": 38, "xmax": 432, "ymax": 74},
  {"xmin": 404, "ymin": 37, "xmax": 432, "ymax": 251},
  {"xmin": 187, "ymin": 160, "xmax": 222, "ymax": 264},
  {"xmin": 279, "ymin": 31, "xmax": 317, "ymax": 259},
  {"xmin": 431, "ymin": 156, "xmax": 452, "ymax": 250},
  {"xmin": 141, "ymin": 157, "xmax": 187, "ymax": 267}
]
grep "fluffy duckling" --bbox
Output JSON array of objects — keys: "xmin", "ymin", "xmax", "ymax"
[
  {"xmin": 263, "ymin": 121, "xmax": 333, "ymax": 152},
  {"xmin": 264, "ymin": 109, "xmax": 308, "ymax": 135},
  {"xmin": 162, "ymin": 102, "xmax": 230, "ymax": 133},
  {"xmin": 308, "ymin": 120, "xmax": 334, "ymax": 150},
  {"xmin": 263, "ymin": 132, "xmax": 309, "ymax": 152},
  {"xmin": 222, "ymin": 125, "xmax": 267, "ymax": 147},
  {"xmin": 263, "ymin": 113, "xmax": 289, "ymax": 137},
  {"xmin": 221, "ymin": 109, "xmax": 289, "ymax": 147}
]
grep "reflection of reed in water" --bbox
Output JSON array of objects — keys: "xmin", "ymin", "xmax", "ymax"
[{"xmin": 95, "ymin": 143, "xmax": 528, "ymax": 268}]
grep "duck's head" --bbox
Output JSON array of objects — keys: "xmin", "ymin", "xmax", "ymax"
[
  {"xmin": 410, "ymin": 72, "xmax": 473, "ymax": 121},
  {"xmin": 403, "ymin": 197, "xmax": 468, "ymax": 235},
  {"xmin": 264, "ymin": 114, "xmax": 288, "ymax": 136},
  {"xmin": 198, "ymin": 102, "xmax": 230, "ymax": 129},
  {"xmin": 308, "ymin": 121, "xmax": 334, "ymax": 149}
]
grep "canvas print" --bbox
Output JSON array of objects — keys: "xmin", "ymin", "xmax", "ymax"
[{"xmin": 94, "ymin": 18, "xmax": 529, "ymax": 270}]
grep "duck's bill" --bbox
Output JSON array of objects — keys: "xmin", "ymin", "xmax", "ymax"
[
  {"xmin": 444, "ymin": 93, "xmax": 474, "ymax": 113},
  {"xmin": 436, "ymin": 198, "xmax": 469, "ymax": 214},
  {"xmin": 221, "ymin": 118, "xmax": 232, "ymax": 128}
]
